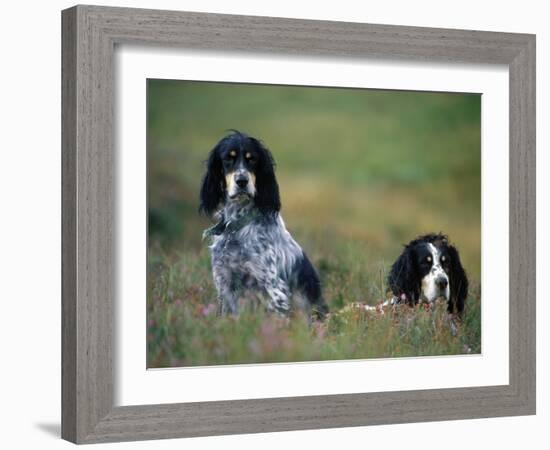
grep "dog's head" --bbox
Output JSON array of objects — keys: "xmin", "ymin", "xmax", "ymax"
[
  {"xmin": 199, "ymin": 131, "xmax": 281, "ymax": 217},
  {"xmin": 388, "ymin": 233, "xmax": 468, "ymax": 313}
]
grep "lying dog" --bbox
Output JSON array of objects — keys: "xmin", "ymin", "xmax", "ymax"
[
  {"xmin": 200, "ymin": 130, "xmax": 328, "ymax": 320},
  {"xmin": 387, "ymin": 233, "xmax": 469, "ymax": 315}
]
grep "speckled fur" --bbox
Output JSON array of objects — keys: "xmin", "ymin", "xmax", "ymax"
[
  {"xmin": 210, "ymin": 202, "xmax": 304, "ymax": 315},
  {"xmin": 200, "ymin": 131, "xmax": 328, "ymax": 319}
]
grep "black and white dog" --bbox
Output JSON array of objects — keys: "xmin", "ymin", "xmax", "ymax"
[
  {"xmin": 388, "ymin": 233, "xmax": 469, "ymax": 315},
  {"xmin": 200, "ymin": 131, "xmax": 328, "ymax": 319}
]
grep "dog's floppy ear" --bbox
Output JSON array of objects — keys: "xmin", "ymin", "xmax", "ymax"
[
  {"xmin": 447, "ymin": 244, "xmax": 468, "ymax": 314},
  {"xmin": 388, "ymin": 246, "xmax": 419, "ymax": 304},
  {"xmin": 251, "ymin": 137, "xmax": 281, "ymax": 216},
  {"xmin": 199, "ymin": 143, "xmax": 225, "ymax": 217}
]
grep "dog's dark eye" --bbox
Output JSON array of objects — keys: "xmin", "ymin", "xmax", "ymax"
[{"xmin": 223, "ymin": 150, "xmax": 237, "ymax": 163}]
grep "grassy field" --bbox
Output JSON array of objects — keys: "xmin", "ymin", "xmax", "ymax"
[{"xmin": 147, "ymin": 80, "xmax": 481, "ymax": 368}]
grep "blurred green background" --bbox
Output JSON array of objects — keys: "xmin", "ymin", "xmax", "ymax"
[
  {"xmin": 148, "ymin": 79, "xmax": 480, "ymax": 278},
  {"xmin": 146, "ymin": 79, "xmax": 481, "ymax": 367}
]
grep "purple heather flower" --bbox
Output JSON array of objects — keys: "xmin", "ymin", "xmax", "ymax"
[{"xmin": 201, "ymin": 303, "xmax": 217, "ymax": 317}]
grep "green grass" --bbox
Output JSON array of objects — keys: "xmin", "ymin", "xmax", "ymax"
[
  {"xmin": 147, "ymin": 246, "xmax": 481, "ymax": 367},
  {"xmin": 146, "ymin": 80, "xmax": 481, "ymax": 367}
]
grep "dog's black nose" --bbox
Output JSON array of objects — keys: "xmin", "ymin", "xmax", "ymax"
[
  {"xmin": 235, "ymin": 175, "xmax": 249, "ymax": 189},
  {"xmin": 436, "ymin": 277, "xmax": 448, "ymax": 290}
]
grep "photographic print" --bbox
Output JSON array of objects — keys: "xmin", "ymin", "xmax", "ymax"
[{"xmin": 147, "ymin": 80, "xmax": 481, "ymax": 368}]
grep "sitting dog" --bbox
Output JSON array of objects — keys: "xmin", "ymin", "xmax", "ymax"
[
  {"xmin": 387, "ymin": 233, "xmax": 469, "ymax": 315},
  {"xmin": 200, "ymin": 130, "xmax": 328, "ymax": 319}
]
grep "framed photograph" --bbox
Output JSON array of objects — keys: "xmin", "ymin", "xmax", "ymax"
[{"xmin": 62, "ymin": 5, "xmax": 535, "ymax": 444}]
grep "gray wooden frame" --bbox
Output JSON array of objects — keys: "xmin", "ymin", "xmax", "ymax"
[{"xmin": 62, "ymin": 4, "xmax": 536, "ymax": 444}]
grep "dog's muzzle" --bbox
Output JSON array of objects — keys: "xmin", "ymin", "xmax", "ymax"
[
  {"xmin": 227, "ymin": 169, "xmax": 255, "ymax": 199},
  {"xmin": 235, "ymin": 173, "xmax": 249, "ymax": 190},
  {"xmin": 435, "ymin": 276, "xmax": 448, "ymax": 291}
]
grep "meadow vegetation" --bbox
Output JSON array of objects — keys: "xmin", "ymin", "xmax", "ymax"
[{"xmin": 147, "ymin": 80, "xmax": 481, "ymax": 367}]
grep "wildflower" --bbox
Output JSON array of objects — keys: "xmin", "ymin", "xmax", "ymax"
[{"xmin": 201, "ymin": 303, "xmax": 217, "ymax": 317}]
